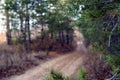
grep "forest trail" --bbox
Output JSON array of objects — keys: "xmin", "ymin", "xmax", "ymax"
[
  {"xmin": 8, "ymin": 53, "xmax": 85, "ymax": 80},
  {"xmin": 7, "ymin": 29, "xmax": 87, "ymax": 80}
]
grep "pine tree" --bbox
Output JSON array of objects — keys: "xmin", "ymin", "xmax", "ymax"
[{"xmin": 77, "ymin": 0, "xmax": 120, "ymax": 54}]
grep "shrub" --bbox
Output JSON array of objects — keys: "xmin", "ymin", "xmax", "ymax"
[
  {"xmin": 43, "ymin": 70, "xmax": 72, "ymax": 80},
  {"xmin": 83, "ymin": 53, "xmax": 112, "ymax": 80},
  {"xmin": 106, "ymin": 54, "xmax": 120, "ymax": 73},
  {"xmin": 0, "ymin": 44, "xmax": 38, "ymax": 79},
  {"xmin": 106, "ymin": 55, "xmax": 120, "ymax": 67},
  {"xmin": 31, "ymin": 36, "xmax": 76, "ymax": 53},
  {"xmin": 77, "ymin": 68, "xmax": 86, "ymax": 80}
]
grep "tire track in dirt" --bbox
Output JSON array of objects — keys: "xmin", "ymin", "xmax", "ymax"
[
  {"xmin": 60, "ymin": 53, "xmax": 83, "ymax": 76},
  {"xmin": 7, "ymin": 53, "xmax": 84, "ymax": 80}
]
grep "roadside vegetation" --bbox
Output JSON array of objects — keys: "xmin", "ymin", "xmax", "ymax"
[{"xmin": 0, "ymin": 43, "xmax": 52, "ymax": 79}]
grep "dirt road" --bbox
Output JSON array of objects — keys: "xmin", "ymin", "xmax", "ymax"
[{"xmin": 8, "ymin": 52, "xmax": 85, "ymax": 80}]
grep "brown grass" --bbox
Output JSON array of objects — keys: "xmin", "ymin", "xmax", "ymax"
[
  {"xmin": 0, "ymin": 42, "xmax": 51, "ymax": 79},
  {"xmin": 0, "ymin": 32, "xmax": 6, "ymax": 44},
  {"xmin": 83, "ymin": 53, "xmax": 112, "ymax": 80}
]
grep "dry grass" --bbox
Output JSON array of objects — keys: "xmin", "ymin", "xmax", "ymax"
[
  {"xmin": 83, "ymin": 53, "xmax": 112, "ymax": 80},
  {"xmin": 0, "ymin": 32, "xmax": 6, "ymax": 44},
  {"xmin": 0, "ymin": 45, "xmax": 26, "ymax": 67},
  {"xmin": 0, "ymin": 41, "xmax": 51, "ymax": 79}
]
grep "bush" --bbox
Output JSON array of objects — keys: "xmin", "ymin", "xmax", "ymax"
[
  {"xmin": 44, "ymin": 69, "xmax": 87, "ymax": 80},
  {"xmin": 83, "ymin": 54, "xmax": 112, "ymax": 80},
  {"xmin": 106, "ymin": 54, "xmax": 120, "ymax": 73},
  {"xmin": 77, "ymin": 68, "xmax": 86, "ymax": 80},
  {"xmin": 0, "ymin": 45, "xmax": 38, "ymax": 79},
  {"xmin": 43, "ymin": 70, "xmax": 72, "ymax": 80},
  {"xmin": 106, "ymin": 55, "xmax": 120, "ymax": 67},
  {"xmin": 31, "ymin": 36, "xmax": 76, "ymax": 53}
]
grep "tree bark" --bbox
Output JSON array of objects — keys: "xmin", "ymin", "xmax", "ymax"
[
  {"xmin": 5, "ymin": 9, "xmax": 11, "ymax": 45},
  {"xmin": 25, "ymin": 4, "xmax": 31, "ymax": 52},
  {"xmin": 19, "ymin": 1, "xmax": 24, "ymax": 44}
]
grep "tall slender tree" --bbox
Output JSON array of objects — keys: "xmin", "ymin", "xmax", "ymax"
[
  {"xmin": 5, "ymin": 0, "xmax": 12, "ymax": 45},
  {"xmin": 25, "ymin": 0, "xmax": 31, "ymax": 51}
]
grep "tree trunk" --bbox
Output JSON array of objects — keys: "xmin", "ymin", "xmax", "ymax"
[
  {"xmin": 46, "ymin": 48, "xmax": 49, "ymax": 56},
  {"xmin": 61, "ymin": 30, "xmax": 64, "ymax": 46},
  {"xmin": 25, "ymin": 4, "xmax": 31, "ymax": 52},
  {"xmin": 5, "ymin": 9, "xmax": 11, "ymax": 45},
  {"xmin": 19, "ymin": 1, "xmax": 24, "ymax": 44},
  {"xmin": 58, "ymin": 31, "xmax": 61, "ymax": 43},
  {"xmin": 66, "ymin": 30, "xmax": 69, "ymax": 44},
  {"xmin": 41, "ymin": 21, "xmax": 44, "ymax": 39}
]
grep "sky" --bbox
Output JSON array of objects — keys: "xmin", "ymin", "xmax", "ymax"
[
  {"xmin": 0, "ymin": 0, "xmax": 5, "ymax": 33},
  {"xmin": 0, "ymin": 13, "xmax": 6, "ymax": 33},
  {"xmin": 0, "ymin": 0, "xmax": 82, "ymax": 33}
]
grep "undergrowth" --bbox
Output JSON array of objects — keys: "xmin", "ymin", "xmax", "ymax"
[
  {"xmin": 106, "ymin": 54, "xmax": 120, "ymax": 74},
  {"xmin": 43, "ymin": 70, "xmax": 72, "ymax": 80}
]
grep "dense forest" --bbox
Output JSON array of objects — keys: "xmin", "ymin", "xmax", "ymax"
[
  {"xmin": 0, "ymin": 0, "xmax": 120, "ymax": 80},
  {"xmin": 3, "ymin": 0, "xmax": 120, "ymax": 54}
]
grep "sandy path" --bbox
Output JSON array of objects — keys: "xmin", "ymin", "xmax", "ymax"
[{"xmin": 7, "ymin": 52, "xmax": 84, "ymax": 80}]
